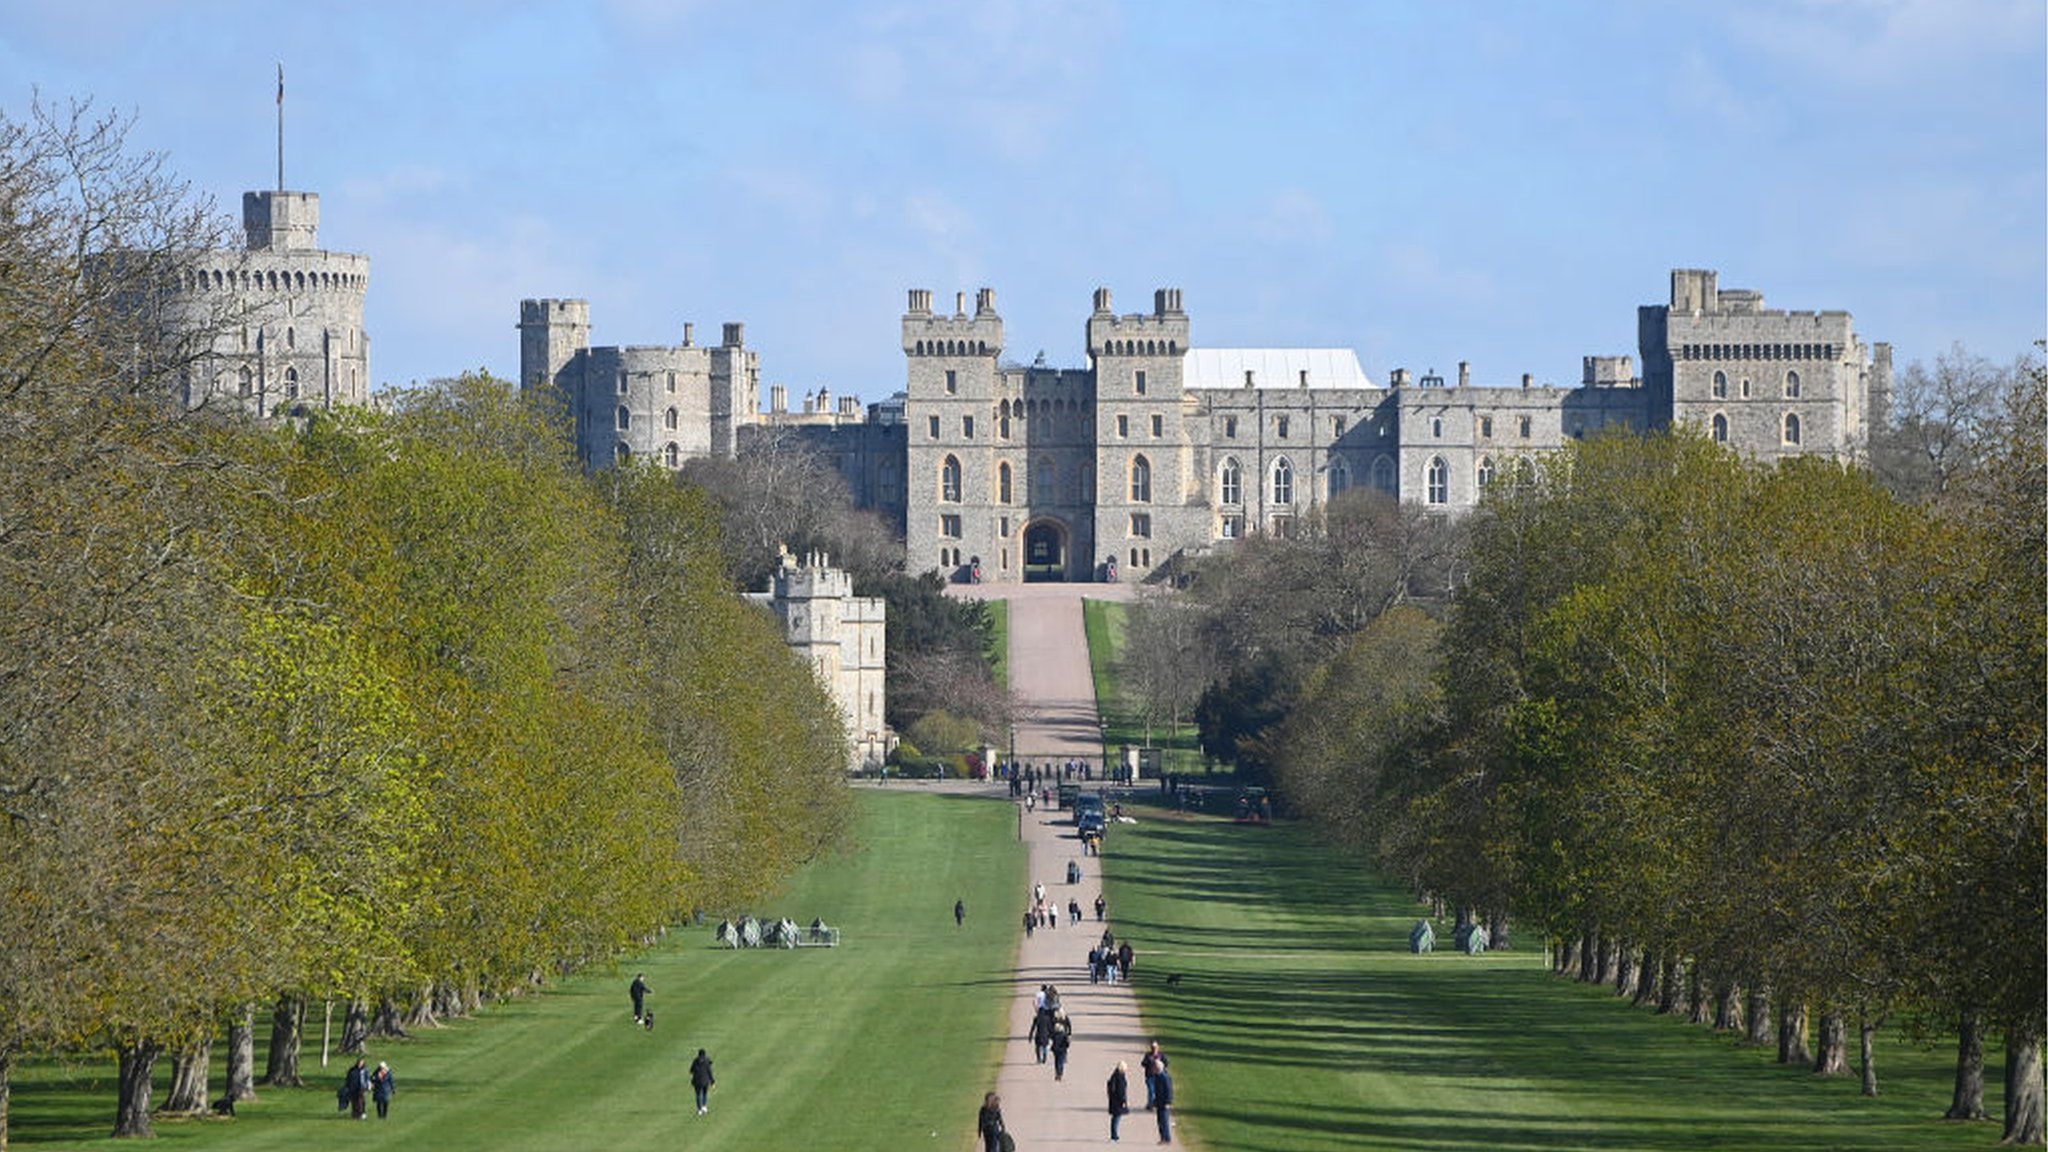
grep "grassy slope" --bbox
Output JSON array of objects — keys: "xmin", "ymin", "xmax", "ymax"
[
  {"xmin": 1103, "ymin": 808, "xmax": 2003, "ymax": 1152},
  {"xmin": 13, "ymin": 791, "xmax": 1023, "ymax": 1151},
  {"xmin": 1082, "ymin": 598, "xmax": 1209, "ymax": 775}
]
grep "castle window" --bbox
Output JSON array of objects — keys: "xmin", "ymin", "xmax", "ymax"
[
  {"xmin": 940, "ymin": 514, "xmax": 961, "ymax": 538},
  {"xmin": 1151, "ymin": 414, "xmax": 1163, "ymax": 438},
  {"xmin": 619, "ymin": 372, "xmax": 629, "ymax": 395},
  {"xmin": 1135, "ymin": 370, "xmax": 1147, "ymax": 395},
  {"xmin": 1332, "ymin": 416, "xmax": 1346, "ymax": 437},
  {"xmin": 1272, "ymin": 457, "xmax": 1294, "ymax": 506},
  {"xmin": 1785, "ymin": 370, "xmax": 1801, "ymax": 398},
  {"xmin": 1372, "ymin": 455, "xmax": 1395, "ymax": 494},
  {"xmin": 1000, "ymin": 516, "xmax": 1010, "ymax": 537},
  {"xmin": 998, "ymin": 462, "xmax": 1013, "ymax": 504},
  {"xmin": 940, "ymin": 455, "xmax": 962, "ymax": 502},
  {"xmin": 238, "ymin": 367, "xmax": 253, "ymax": 397},
  {"xmin": 1033, "ymin": 457, "xmax": 1057, "ymax": 503},
  {"xmin": 1079, "ymin": 461, "xmax": 1094, "ymax": 501},
  {"xmin": 664, "ymin": 443, "xmax": 680, "ymax": 468},
  {"xmin": 1130, "ymin": 548, "xmax": 1140, "ymax": 567},
  {"xmin": 1711, "ymin": 413, "xmax": 1729, "ymax": 443},
  {"xmin": 963, "ymin": 415, "xmax": 974, "ymax": 438},
  {"xmin": 1426, "ymin": 456, "xmax": 1448, "ymax": 505},
  {"xmin": 1741, "ymin": 378, "xmax": 1752, "ymax": 399},
  {"xmin": 928, "ymin": 415, "xmax": 940, "ymax": 439},
  {"xmin": 1477, "ymin": 456, "xmax": 1496, "ymax": 489},
  {"xmin": 1431, "ymin": 416, "xmax": 1443, "ymax": 438},
  {"xmin": 1117, "ymin": 414, "xmax": 1129, "ymax": 439},
  {"xmin": 617, "ymin": 405, "xmax": 631, "ymax": 430},
  {"xmin": 1220, "ymin": 458, "xmax": 1242, "ymax": 505},
  {"xmin": 283, "ymin": 367, "xmax": 299, "ymax": 400},
  {"xmin": 1225, "ymin": 415, "xmax": 1238, "ymax": 438},
  {"xmin": 1220, "ymin": 514, "xmax": 1243, "ymax": 539},
  {"xmin": 1480, "ymin": 415, "xmax": 1494, "ymax": 438},
  {"xmin": 1327, "ymin": 458, "xmax": 1349, "ymax": 498},
  {"xmin": 946, "ymin": 370, "xmax": 958, "ymax": 395},
  {"xmin": 1001, "ymin": 413, "xmax": 1012, "ymax": 438},
  {"xmin": 1130, "ymin": 455, "xmax": 1152, "ymax": 503},
  {"xmin": 666, "ymin": 372, "xmax": 676, "ymax": 393},
  {"xmin": 1276, "ymin": 416, "xmax": 1290, "ymax": 439},
  {"xmin": 1783, "ymin": 412, "xmax": 1802, "ymax": 446},
  {"xmin": 285, "ymin": 327, "xmax": 295, "ymax": 350},
  {"xmin": 665, "ymin": 408, "xmax": 679, "ymax": 430},
  {"xmin": 1519, "ymin": 415, "xmax": 1532, "ymax": 438},
  {"xmin": 1712, "ymin": 370, "xmax": 1728, "ymax": 399},
  {"xmin": 1131, "ymin": 513, "xmax": 1152, "ymax": 538}
]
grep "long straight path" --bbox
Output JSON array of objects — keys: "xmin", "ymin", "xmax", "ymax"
[{"xmin": 949, "ymin": 583, "xmax": 1183, "ymax": 1149}]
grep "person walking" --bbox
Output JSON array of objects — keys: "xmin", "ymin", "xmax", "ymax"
[
  {"xmin": 1049, "ymin": 1015, "xmax": 1072, "ymax": 1081},
  {"xmin": 1094, "ymin": 893, "xmax": 1106, "ymax": 921},
  {"xmin": 1023, "ymin": 908, "xmax": 1035, "ymax": 938},
  {"xmin": 1118, "ymin": 941, "xmax": 1135, "ymax": 983},
  {"xmin": 369, "ymin": 1061, "xmax": 396, "ymax": 1119},
  {"xmin": 1029, "ymin": 1006, "xmax": 1053, "ymax": 1065},
  {"xmin": 977, "ymin": 1091, "xmax": 1007, "ymax": 1152},
  {"xmin": 689, "ymin": 1048, "xmax": 715, "ymax": 1115},
  {"xmin": 1153, "ymin": 1064, "xmax": 1175, "ymax": 1143},
  {"xmin": 342, "ymin": 1057, "xmax": 369, "ymax": 1120},
  {"xmin": 1140, "ymin": 1042, "xmax": 1166, "ymax": 1110},
  {"xmin": 955, "ymin": 899, "xmax": 966, "ymax": 928},
  {"xmin": 1107, "ymin": 1061, "xmax": 1130, "ymax": 1142},
  {"xmin": 1068, "ymin": 898, "xmax": 1081, "ymax": 925},
  {"xmin": 629, "ymin": 972, "xmax": 651, "ymax": 1023}
]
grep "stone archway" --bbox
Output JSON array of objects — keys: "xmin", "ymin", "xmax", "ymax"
[{"xmin": 1022, "ymin": 518, "xmax": 1069, "ymax": 583}]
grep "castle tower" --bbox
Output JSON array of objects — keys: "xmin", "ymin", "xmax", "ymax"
[
  {"xmin": 163, "ymin": 186, "xmax": 371, "ymax": 417},
  {"xmin": 1088, "ymin": 287, "xmax": 1192, "ymax": 581},
  {"xmin": 902, "ymin": 287, "xmax": 1004, "ymax": 579},
  {"xmin": 518, "ymin": 298, "xmax": 590, "ymax": 397}
]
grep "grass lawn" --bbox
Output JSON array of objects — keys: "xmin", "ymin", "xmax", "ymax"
[
  {"xmin": 11, "ymin": 790, "xmax": 1024, "ymax": 1151},
  {"xmin": 1080, "ymin": 598, "xmax": 1211, "ymax": 776},
  {"xmin": 1103, "ymin": 804, "xmax": 2004, "ymax": 1152},
  {"xmin": 983, "ymin": 597, "xmax": 1009, "ymax": 688}
]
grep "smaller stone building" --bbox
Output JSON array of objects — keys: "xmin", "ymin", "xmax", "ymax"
[{"xmin": 750, "ymin": 549, "xmax": 889, "ymax": 773}]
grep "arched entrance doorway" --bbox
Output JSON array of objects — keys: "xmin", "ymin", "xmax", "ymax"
[{"xmin": 1022, "ymin": 519, "xmax": 1069, "ymax": 582}]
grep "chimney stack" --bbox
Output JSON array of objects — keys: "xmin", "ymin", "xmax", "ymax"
[
  {"xmin": 722, "ymin": 322, "xmax": 744, "ymax": 347},
  {"xmin": 1521, "ymin": 372, "xmax": 1534, "ymax": 389},
  {"xmin": 682, "ymin": 321, "xmax": 695, "ymax": 347},
  {"xmin": 1457, "ymin": 361, "xmax": 1470, "ymax": 389},
  {"xmin": 907, "ymin": 289, "xmax": 933, "ymax": 314},
  {"xmin": 955, "ymin": 291, "xmax": 967, "ymax": 317},
  {"xmin": 975, "ymin": 287, "xmax": 995, "ymax": 314},
  {"xmin": 1092, "ymin": 287, "xmax": 1113, "ymax": 313},
  {"xmin": 770, "ymin": 384, "xmax": 788, "ymax": 413}
]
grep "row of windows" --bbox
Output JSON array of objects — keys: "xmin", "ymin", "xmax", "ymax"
[
  {"xmin": 1708, "ymin": 412, "xmax": 1804, "ymax": 446},
  {"xmin": 913, "ymin": 339, "xmax": 991, "ymax": 357},
  {"xmin": 617, "ymin": 407, "xmax": 686, "ymax": 431},
  {"xmin": 618, "ymin": 371, "xmax": 686, "ymax": 395},
  {"xmin": 612, "ymin": 442, "xmax": 686, "ymax": 468},
  {"xmin": 1681, "ymin": 342, "xmax": 1835, "ymax": 362},
  {"xmin": 1102, "ymin": 339, "xmax": 1178, "ymax": 357},
  {"xmin": 1710, "ymin": 369, "xmax": 1803, "ymax": 399},
  {"xmin": 180, "ymin": 268, "xmax": 365, "ymax": 292}
]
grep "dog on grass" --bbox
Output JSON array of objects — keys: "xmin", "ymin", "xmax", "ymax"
[
  {"xmin": 640, "ymin": 1010, "xmax": 655, "ymax": 1031},
  {"xmin": 1165, "ymin": 973, "xmax": 1183, "ymax": 987}
]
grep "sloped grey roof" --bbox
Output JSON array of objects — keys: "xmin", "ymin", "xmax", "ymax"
[{"xmin": 1183, "ymin": 347, "xmax": 1376, "ymax": 390}]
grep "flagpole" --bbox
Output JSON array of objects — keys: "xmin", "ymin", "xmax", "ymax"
[{"xmin": 276, "ymin": 63, "xmax": 284, "ymax": 192}]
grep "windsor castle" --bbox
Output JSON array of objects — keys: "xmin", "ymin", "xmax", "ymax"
[{"xmin": 160, "ymin": 175, "xmax": 1893, "ymax": 588}]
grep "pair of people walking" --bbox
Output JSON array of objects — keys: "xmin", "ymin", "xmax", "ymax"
[{"xmin": 338, "ymin": 1058, "xmax": 395, "ymax": 1120}]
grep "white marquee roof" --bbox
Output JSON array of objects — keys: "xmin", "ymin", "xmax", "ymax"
[{"xmin": 1182, "ymin": 347, "xmax": 1376, "ymax": 391}]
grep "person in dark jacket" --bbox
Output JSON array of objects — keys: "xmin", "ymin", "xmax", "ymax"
[
  {"xmin": 1029, "ymin": 1007, "xmax": 1053, "ymax": 1064},
  {"xmin": 629, "ymin": 973, "xmax": 651, "ymax": 1023},
  {"xmin": 689, "ymin": 1049, "xmax": 715, "ymax": 1114},
  {"xmin": 955, "ymin": 898, "xmax": 966, "ymax": 927},
  {"xmin": 977, "ymin": 1091, "xmax": 1006, "ymax": 1152},
  {"xmin": 1107, "ymin": 1060, "xmax": 1130, "ymax": 1142},
  {"xmin": 1117, "ymin": 941, "xmax": 1135, "ymax": 982},
  {"xmin": 342, "ymin": 1058, "xmax": 369, "ymax": 1120},
  {"xmin": 370, "ymin": 1061, "xmax": 396, "ymax": 1119},
  {"xmin": 1049, "ymin": 1015, "xmax": 1072, "ymax": 1080}
]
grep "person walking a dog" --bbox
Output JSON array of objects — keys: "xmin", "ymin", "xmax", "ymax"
[{"xmin": 629, "ymin": 973, "xmax": 651, "ymax": 1024}]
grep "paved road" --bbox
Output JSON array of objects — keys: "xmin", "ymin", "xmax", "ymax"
[{"xmin": 946, "ymin": 583, "xmax": 1186, "ymax": 1150}]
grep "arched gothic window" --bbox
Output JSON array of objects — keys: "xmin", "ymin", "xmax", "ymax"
[
  {"xmin": 664, "ymin": 443, "xmax": 680, "ymax": 468},
  {"xmin": 998, "ymin": 462, "xmax": 1013, "ymax": 504},
  {"xmin": 664, "ymin": 407, "xmax": 679, "ymax": 430},
  {"xmin": 1219, "ymin": 458, "xmax": 1242, "ymax": 505},
  {"xmin": 1477, "ymin": 456, "xmax": 1496, "ymax": 489},
  {"xmin": 1371, "ymin": 455, "xmax": 1395, "ymax": 493},
  {"xmin": 1130, "ymin": 455, "xmax": 1152, "ymax": 503},
  {"xmin": 1784, "ymin": 413, "xmax": 1802, "ymax": 446},
  {"xmin": 1712, "ymin": 370, "xmax": 1729, "ymax": 400},
  {"xmin": 1785, "ymin": 370, "xmax": 1801, "ymax": 398},
  {"xmin": 1271, "ymin": 457, "xmax": 1294, "ymax": 506},
  {"xmin": 617, "ymin": 405, "xmax": 631, "ymax": 431},
  {"xmin": 1426, "ymin": 456, "xmax": 1448, "ymax": 505},
  {"xmin": 1327, "ymin": 458, "xmax": 1349, "ymax": 499},
  {"xmin": 283, "ymin": 366, "xmax": 299, "ymax": 400},
  {"xmin": 941, "ymin": 455, "xmax": 962, "ymax": 502},
  {"xmin": 1711, "ymin": 413, "xmax": 1729, "ymax": 443}
]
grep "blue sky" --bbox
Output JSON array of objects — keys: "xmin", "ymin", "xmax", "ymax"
[{"xmin": 2, "ymin": 0, "xmax": 2042, "ymax": 402}]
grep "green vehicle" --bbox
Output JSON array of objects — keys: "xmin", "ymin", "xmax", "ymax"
[{"xmin": 1072, "ymin": 793, "xmax": 1105, "ymax": 827}]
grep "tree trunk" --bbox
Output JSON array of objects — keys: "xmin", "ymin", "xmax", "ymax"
[
  {"xmin": 1633, "ymin": 947, "xmax": 1660, "ymax": 1008},
  {"xmin": 1557, "ymin": 936, "xmax": 1580, "ymax": 975},
  {"xmin": 112, "ymin": 1040, "xmax": 160, "ymax": 1138},
  {"xmin": 1687, "ymin": 965, "xmax": 1711, "ymax": 1025},
  {"xmin": 260, "ymin": 996, "xmax": 303, "ymax": 1087},
  {"xmin": 402, "ymin": 984, "xmax": 439, "ymax": 1031},
  {"xmin": 1486, "ymin": 911, "xmax": 1510, "ymax": 951},
  {"xmin": 160, "ymin": 1037, "xmax": 209, "ymax": 1115},
  {"xmin": 1746, "ymin": 984, "xmax": 1774, "ymax": 1046},
  {"xmin": 2003, "ymin": 1032, "xmax": 2044, "ymax": 1145},
  {"xmin": 1945, "ymin": 1011, "xmax": 1986, "ymax": 1121},
  {"xmin": 1594, "ymin": 936, "xmax": 1616, "ymax": 986},
  {"xmin": 3, "ymin": 1045, "xmax": 14, "ymax": 1152},
  {"xmin": 1713, "ymin": 982, "xmax": 1744, "ymax": 1032},
  {"xmin": 1859, "ymin": 1017, "xmax": 1879, "ymax": 1097},
  {"xmin": 371, "ymin": 997, "xmax": 409, "ymax": 1040},
  {"xmin": 225, "ymin": 1006, "xmax": 257, "ymax": 1102},
  {"xmin": 1614, "ymin": 945, "xmax": 1638, "ymax": 998},
  {"xmin": 339, "ymin": 998, "xmax": 370, "ymax": 1054},
  {"xmin": 1657, "ymin": 954, "xmax": 1682, "ymax": 1015},
  {"xmin": 1779, "ymin": 1002, "xmax": 1812, "ymax": 1065},
  {"xmin": 1578, "ymin": 931, "xmax": 1598, "ymax": 983},
  {"xmin": 1813, "ymin": 1013, "xmax": 1848, "ymax": 1076}
]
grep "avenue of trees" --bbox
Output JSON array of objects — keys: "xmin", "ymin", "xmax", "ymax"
[
  {"xmin": 0, "ymin": 103, "xmax": 850, "ymax": 1144},
  {"xmin": 1185, "ymin": 354, "xmax": 2043, "ymax": 1142}
]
